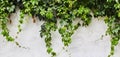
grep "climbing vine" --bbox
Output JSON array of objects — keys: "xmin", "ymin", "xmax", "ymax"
[{"xmin": 0, "ymin": 0, "xmax": 120, "ymax": 57}]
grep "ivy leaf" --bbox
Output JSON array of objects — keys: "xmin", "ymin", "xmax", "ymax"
[
  {"xmin": 46, "ymin": 11, "xmax": 53, "ymax": 19},
  {"xmin": 40, "ymin": 8, "xmax": 46, "ymax": 16},
  {"xmin": 6, "ymin": 36, "xmax": 14, "ymax": 41},
  {"xmin": 84, "ymin": 8, "xmax": 90, "ymax": 14},
  {"xmin": 73, "ymin": 9, "xmax": 77, "ymax": 16},
  {"xmin": 7, "ymin": 5, "xmax": 15, "ymax": 13},
  {"xmin": 114, "ymin": 3, "xmax": 120, "ymax": 9},
  {"xmin": 74, "ymin": 23, "xmax": 80, "ymax": 30},
  {"xmin": 64, "ymin": 42, "xmax": 69, "ymax": 46},
  {"xmin": 1, "ymin": 30, "xmax": 8, "ymax": 36},
  {"xmin": 111, "ymin": 39, "xmax": 119, "ymax": 46},
  {"xmin": 47, "ymin": 47, "xmax": 53, "ymax": 54},
  {"xmin": 51, "ymin": 52, "xmax": 56, "ymax": 56},
  {"xmin": 78, "ymin": 6, "xmax": 84, "ymax": 14},
  {"xmin": 30, "ymin": 0, "xmax": 38, "ymax": 5},
  {"xmin": 59, "ymin": 27, "xmax": 67, "ymax": 34},
  {"xmin": 110, "ymin": 45, "xmax": 114, "ymax": 55},
  {"xmin": 107, "ymin": 0, "xmax": 112, "ymax": 2},
  {"xmin": 19, "ymin": 19, "xmax": 23, "ymax": 24},
  {"xmin": 118, "ymin": 12, "xmax": 120, "ymax": 17}
]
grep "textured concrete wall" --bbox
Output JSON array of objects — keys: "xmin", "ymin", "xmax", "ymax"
[{"xmin": 0, "ymin": 9, "xmax": 120, "ymax": 57}]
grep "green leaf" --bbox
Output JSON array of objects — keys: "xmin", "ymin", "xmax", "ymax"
[
  {"xmin": 40, "ymin": 8, "xmax": 46, "ymax": 16},
  {"xmin": 111, "ymin": 39, "xmax": 119, "ymax": 46},
  {"xmin": 59, "ymin": 27, "xmax": 67, "ymax": 34},
  {"xmin": 51, "ymin": 52, "xmax": 56, "ymax": 56},
  {"xmin": 78, "ymin": 6, "xmax": 84, "ymax": 14},
  {"xmin": 6, "ymin": 36, "xmax": 14, "ymax": 41},
  {"xmin": 118, "ymin": 12, "xmax": 120, "ymax": 17},
  {"xmin": 47, "ymin": 47, "xmax": 53, "ymax": 54},
  {"xmin": 46, "ymin": 11, "xmax": 53, "ymax": 19},
  {"xmin": 114, "ymin": 3, "xmax": 120, "ymax": 9}
]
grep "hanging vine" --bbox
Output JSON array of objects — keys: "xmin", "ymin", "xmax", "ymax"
[
  {"xmin": 0, "ymin": 0, "xmax": 120, "ymax": 57},
  {"xmin": 0, "ymin": 0, "xmax": 15, "ymax": 41}
]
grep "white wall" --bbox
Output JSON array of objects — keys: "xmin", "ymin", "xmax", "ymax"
[{"xmin": 0, "ymin": 9, "xmax": 120, "ymax": 57}]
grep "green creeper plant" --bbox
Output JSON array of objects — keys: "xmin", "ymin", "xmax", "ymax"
[
  {"xmin": 0, "ymin": 0, "xmax": 15, "ymax": 41},
  {"xmin": 0, "ymin": 0, "xmax": 120, "ymax": 57}
]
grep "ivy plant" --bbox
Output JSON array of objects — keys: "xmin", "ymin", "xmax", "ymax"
[{"xmin": 0, "ymin": 0, "xmax": 120, "ymax": 57}]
